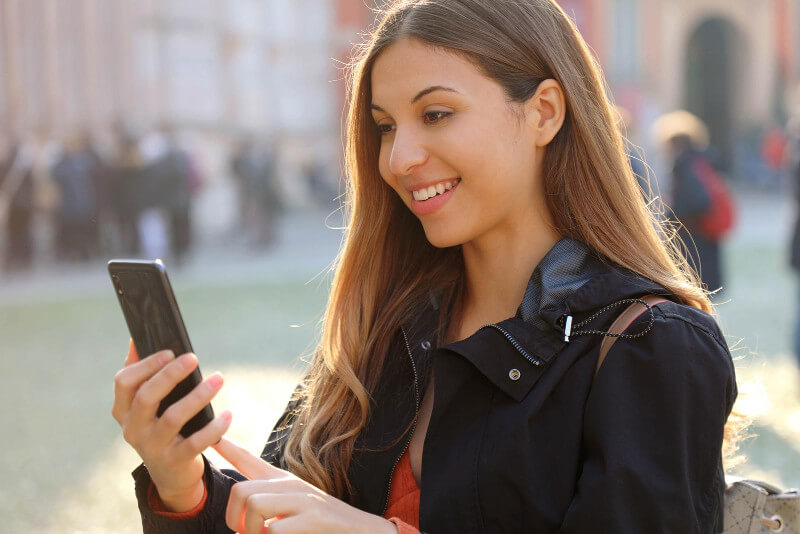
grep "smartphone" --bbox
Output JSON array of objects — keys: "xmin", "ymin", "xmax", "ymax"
[{"xmin": 108, "ymin": 259, "xmax": 214, "ymax": 438}]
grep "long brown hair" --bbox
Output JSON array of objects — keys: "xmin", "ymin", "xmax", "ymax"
[{"xmin": 281, "ymin": 0, "xmax": 735, "ymax": 498}]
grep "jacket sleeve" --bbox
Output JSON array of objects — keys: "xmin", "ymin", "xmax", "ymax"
[
  {"xmin": 131, "ymin": 377, "xmax": 308, "ymax": 533},
  {"xmin": 132, "ymin": 456, "xmax": 245, "ymax": 533},
  {"xmin": 560, "ymin": 306, "xmax": 737, "ymax": 534}
]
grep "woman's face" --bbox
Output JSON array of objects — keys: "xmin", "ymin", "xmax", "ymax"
[{"xmin": 370, "ymin": 37, "xmax": 551, "ymax": 249}]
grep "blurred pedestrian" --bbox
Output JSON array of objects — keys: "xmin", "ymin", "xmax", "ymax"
[
  {"xmin": 149, "ymin": 125, "xmax": 200, "ymax": 265},
  {"xmin": 230, "ymin": 136, "xmax": 283, "ymax": 248},
  {"xmin": 761, "ymin": 122, "xmax": 788, "ymax": 190},
  {"xmin": 303, "ymin": 157, "xmax": 338, "ymax": 207},
  {"xmin": 109, "ymin": 133, "xmax": 148, "ymax": 256},
  {"xmin": 0, "ymin": 138, "xmax": 36, "ymax": 273},
  {"xmin": 90, "ymin": 131, "xmax": 120, "ymax": 257},
  {"xmin": 787, "ymin": 110, "xmax": 800, "ymax": 366},
  {"xmin": 136, "ymin": 127, "xmax": 172, "ymax": 260},
  {"xmin": 51, "ymin": 132, "xmax": 102, "ymax": 261},
  {"xmin": 653, "ymin": 110, "xmax": 736, "ymax": 296}
]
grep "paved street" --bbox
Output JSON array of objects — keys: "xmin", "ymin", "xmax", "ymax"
[
  {"xmin": 0, "ymin": 206, "xmax": 345, "ymax": 306},
  {"xmin": 1, "ymin": 191, "xmax": 799, "ymax": 533}
]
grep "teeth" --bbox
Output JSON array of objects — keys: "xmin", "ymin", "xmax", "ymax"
[{"xmin": 412, "ymin": 178, "xmax": 460, "ymax": 201}]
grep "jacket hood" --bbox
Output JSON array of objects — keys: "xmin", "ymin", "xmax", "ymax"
[
  {"xmin": 527, "ymin": 237, "xmax": 675, "ymax": 331},
  {"xmin": 405, "ymin": 237, "xmax": 676, "ymax": 403}
]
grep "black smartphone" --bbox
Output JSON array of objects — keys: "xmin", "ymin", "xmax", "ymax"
[{"xmin": 108, "ymin": 259, "xmax": 214, "ymax": 438}]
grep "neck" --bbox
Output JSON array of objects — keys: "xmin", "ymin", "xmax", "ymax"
[{"xmin": 459, "ymin": 212, "xmax": 561, "ymax": 330}]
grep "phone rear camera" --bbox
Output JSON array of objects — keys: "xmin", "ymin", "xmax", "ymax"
[{"xmin": 112, "ymin": 275, "xmax": 124, "ymax": 295}]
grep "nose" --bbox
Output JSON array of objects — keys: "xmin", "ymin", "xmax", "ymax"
[{"xmin": 388, "ymin": 129, "xmax": 428, "ymax": 177}]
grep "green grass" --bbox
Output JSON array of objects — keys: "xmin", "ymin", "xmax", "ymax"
[
  {"xmin": 0, "ymin": 277, "xmax": 328, "ymax": 532},
  {"xmin": 3, "ymin": 208, "xmax": 800, "ymax": 531},
  {"xmin": 716, "ymin": 243, "xmax": 795, "ymax": 359}
]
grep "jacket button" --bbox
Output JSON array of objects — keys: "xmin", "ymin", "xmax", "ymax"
[
  {"xmin": 509, "ymin": 368, "xmax": 521, "ymax": 381},
  {"xmin": 421, "ymin": 340, "xmax": 432, "ymax": 350}
]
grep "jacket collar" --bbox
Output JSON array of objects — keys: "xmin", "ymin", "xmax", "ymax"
[
  {"xmin": 404, "ymin": 237, "xmax": 674, "ymax": 402},
  {"xmin": 516, "ymin": 236, "xmax": 675, "ymax": 340},
  {"xmin": 516, "ymin": 237, "xmax": 608, "ymax": 329}
]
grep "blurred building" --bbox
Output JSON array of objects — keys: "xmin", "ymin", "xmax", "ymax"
[
  {"xmin": 1, "ymin": 0, "xmax": 797, "ymax": 237},
  {"xmin": 342, "ymin": 0, "xmax": 800, "ymax": 179},
  {"xmin": 0, "ymin": 0, "xmax": 370, "ymax": 235},
  {"xmin": 559, "ymin": 0, "xmax": 799, "ymax": 175}
]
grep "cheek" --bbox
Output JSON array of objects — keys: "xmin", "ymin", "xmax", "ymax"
[{"xmin": 377, "ymin": 146, "xmax": 397, "ymax": 190}]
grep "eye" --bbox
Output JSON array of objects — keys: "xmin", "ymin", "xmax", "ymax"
[
  {"xmin": 423, "ymin": 110, "xmax": 452, "ymax": 125},
  {"xmin": 374, "ymin": 123, "xmax": 395, "ymax": 136}
]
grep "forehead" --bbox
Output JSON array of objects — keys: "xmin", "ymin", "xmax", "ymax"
[{"xmin": 370, "ymin": 38, "xmax": 489, "ymax": 105}]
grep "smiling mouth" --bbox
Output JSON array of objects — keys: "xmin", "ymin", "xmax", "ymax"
[{"xmin": 411, "ymin": 178, "xmax": 461, "ymax": 201}]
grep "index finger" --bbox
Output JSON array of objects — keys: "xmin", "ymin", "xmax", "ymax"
[
  {"xmin": 213, "ymin": 437, "xmax": 281, "ymax": 480},
  {"xmin": 112, "ymin": 348, "xmax": 175, "ymax": 421}
]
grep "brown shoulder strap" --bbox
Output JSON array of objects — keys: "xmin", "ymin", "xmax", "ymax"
[{"xmin": 594, "ymin": 295, "xmax": 668, "ymax": 376}]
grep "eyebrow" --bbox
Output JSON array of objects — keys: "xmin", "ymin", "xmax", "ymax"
[{"xmin": 370, "ymin": 85, "xmax": 462, "ymax": 113}]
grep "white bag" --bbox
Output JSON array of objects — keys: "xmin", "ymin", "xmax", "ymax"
[{"xmin": 723, "ymin": 478, "xmax": 799, "ymax": 533}]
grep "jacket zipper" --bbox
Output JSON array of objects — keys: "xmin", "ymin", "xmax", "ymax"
[
  {"xmin": 482, "ymin": 324, "xmax": 544, "ymax": 366},
  {"xmin": 379, "ymin": 324, "xmax": 539, "ymax": 514},
  {"xmin": 380, "ymin": 327, "xmax": 421, "ymax": 516}
]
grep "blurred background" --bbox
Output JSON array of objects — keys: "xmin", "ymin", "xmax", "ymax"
[{"xmin": 0, "ymin": 0, "xmax": 799, "ymax": 532}]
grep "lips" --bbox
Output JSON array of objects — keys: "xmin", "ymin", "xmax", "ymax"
[{"xmin": 407, "ymin": 178, "xmax": 460, "ymax": 216}]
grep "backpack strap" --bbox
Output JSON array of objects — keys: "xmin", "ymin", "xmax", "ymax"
[{"xmin": 594, "ymin": 295, "xmax": 669, "ymax": 376}]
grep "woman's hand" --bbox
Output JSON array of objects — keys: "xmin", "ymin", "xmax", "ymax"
[
  {"xmin": 213, "ymin": 438, "xmax": 398, "ymax": 534},
  {"xmin": 112, "ymin": 340, "xmax": 233, "ymax": 511}
]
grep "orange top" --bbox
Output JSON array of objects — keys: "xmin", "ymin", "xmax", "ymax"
[
  {"xmin": 384, "ymin": 447, "xmax": 422, "ymax": 533},
  {"xmin": 148, "ymin": 481, "xmax": 208, "ymax": 520}
]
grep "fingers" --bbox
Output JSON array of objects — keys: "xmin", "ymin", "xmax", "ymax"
[
  {"xmin": 242, "ymin": 495, "xmax": 323, "ymax": 534},
  {"xmin": 243, "ymin": 495, "xmax": 292, "ymax": 534},
  {"xmin": 112, "ymin": 349, "xmax": 176, "ymax": 424},
  {"xmin": 213, "ymin": 437, "xmax": 280, "ymax": 480},
  {"xmin": 127, "ymin": 353, "xmax": 200, "ymax": 430},
  {"xmin": 262, "ymin": 516, "xmax": 282, "ymax": 532},
  {"xmin": 176, "ymin": 409, "xmax": 233, "ymax": 458},
  {"xmin": 150, "ymin": 372, "xmax": 225, "ymax": 444},
  {"xmin": 227, "ymin": 482, "xmax": 316, "ymax": 534},
  {"xmin": 124, "ymin": 339, "xmax": 140, "ymax": 366},
  {"xmin": 259, "ymin": 515, "xmax": 304, "ymax": 534}
]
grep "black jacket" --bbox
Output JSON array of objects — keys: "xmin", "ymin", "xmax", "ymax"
[{"xmin": 134, "ymin": 237, "xmax": 737, "ymax": 533}]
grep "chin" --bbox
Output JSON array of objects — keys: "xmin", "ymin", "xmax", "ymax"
[{"xmin": 421, "ymin": 223, "xmax": 469, "ymax": 249}]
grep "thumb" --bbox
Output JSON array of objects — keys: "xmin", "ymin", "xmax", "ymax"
[{"xmin": 213, "ymin": 437, "xmax": 281, "ymax": 480}]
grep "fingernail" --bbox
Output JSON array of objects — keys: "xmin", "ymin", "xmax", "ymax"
[
  {"xmin": 159, "ymin": 351, "xmax": 175, "ymax": 364},
  {"xmin": 207, "ymin": 374, "xmax": 223, "ymax": 389},
  {"xmin": 221, "ymin": 410, "xmax": 232, "ymax": 423},
  {"xmin": 180, "ymin": 353, "xmax": 196, "ymax": 370}
]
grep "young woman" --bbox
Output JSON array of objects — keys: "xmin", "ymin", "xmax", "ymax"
[{"xmin": 112, "ymin": 1, "xmax": 738, "ymax": 532}]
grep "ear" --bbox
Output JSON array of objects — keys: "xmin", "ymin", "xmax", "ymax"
[{"xmin": 524, "ymin": 79, "xmax": 566, "ymax": 147}]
